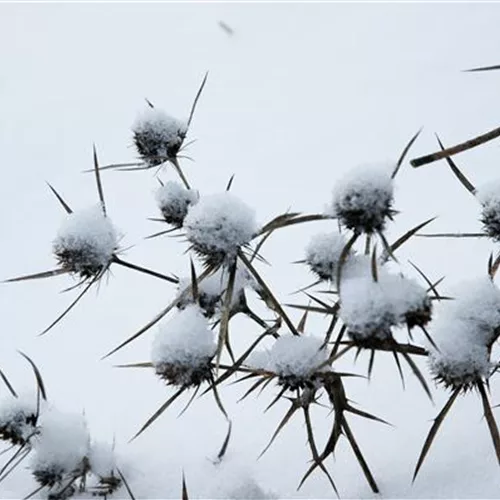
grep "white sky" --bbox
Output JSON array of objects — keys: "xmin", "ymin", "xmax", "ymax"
[{"xmin": 0, "ymin": 3, "xmax": 499, "ymax": 498}]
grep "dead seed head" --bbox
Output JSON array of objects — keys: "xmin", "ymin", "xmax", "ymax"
[
  {"xmin": 0, "ymin": 410, "xmax": 37, "ymax": 446},
  {"xmin": 405, "ymin": 297, "xmax": 433, "ymax": 329},
  {"xmin": 332, "ymin": 164, "xmax": 396, "ymax": 234},
  {"xmin": 132, "ymin": 109, "xmax": 187, "ymax": 166},
  {"xmin": 155, "ymin": 360, "xmax": 213, "ymax": 388}
]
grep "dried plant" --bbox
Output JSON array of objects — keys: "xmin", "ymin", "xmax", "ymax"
[{"xmin": 2, "ymin": 70, "xmax": 499, "ymax": 500}]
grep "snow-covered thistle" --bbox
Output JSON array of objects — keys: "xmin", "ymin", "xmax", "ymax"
[
  {"xmin": 88, "ymin": 442, "xmax": 122, "ymax": 497},
  {"xmin": 0, "ymin": 395, "xmax": 38, "ymax": 446},
  {"xmin": 477, "ymin": 181, "xmax": 500, "ymax": 241},
  {"xmin": 53, "ymin": 205, "xmax": 118, "ymax": 279},
  {"xmin": 428, "ymin": 277, "xmax": 500, "ymax": 391},
  {"xmin": 332, "ymin": 164, "xmax": 395, "ymax": 234},
  {"xmin": 340, "ymin": 268, "xmax": 430, "ymax": 345},
  {"xmin": 152, "ymin": 305, "xmax": 216, "ymax": 388},
  {"xmin": 184, "ymin": 192, "xmax": 258, "ymax": 267},
  {"xmin": 30, "ymin": 409, "xmax": 90, "ymax": 491},
  {"xmin": 133, "ymin": 108, "xmax": 188, "ymax": 167},
  {"xmin": 4, "ymin": 150, "xmax": 178, "ymax": 335},
  {"xmin": 304, "ymin": 231, "xmax": 351, "ymax": 282},
  {"xmin": 266, "ymin": 334, "xmax": 328, "ymax": 391},
  {"xmin": 156, "ymin": 181, "xmax": 199, "ymax": 228}
]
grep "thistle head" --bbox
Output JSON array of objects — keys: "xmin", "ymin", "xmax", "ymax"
[
  {"xmin": 132, "ymin": 107, "xmax": 187, "ymax": 166},
  {"xmin": 53, "ymin": 206, "xmax": 118, "ymax": 279},
  {"xmin": 331, "ymin": 163, "xmax": 395, "ymax": 234}
]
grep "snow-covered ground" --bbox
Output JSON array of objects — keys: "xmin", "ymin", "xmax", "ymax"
[{"xmin": 1, "ymin": 3, "xmax": 499, "ymax": 498}]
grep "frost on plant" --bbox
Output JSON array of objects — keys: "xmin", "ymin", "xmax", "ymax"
[
  {"xmin": 184, "ymin": 192, "xmax": 258, "ymax": 266},
  {"xmin": 151, "ymin": 305, "xmax": 216, "ymax": 387},
  {"xmin": 132, "ymin": 107, "xmax": 188, "ymax": 166},
  {"xmin": 0, "ymin": 395, "xmax": 38, "ymax": 446},
  {"xmin": 267, "ymin": 334, "xmax": 328, "ymax": 390},
  {"xmin": 53, "ymin": 205, "xmax": 118, "ymax": 279},
  {"xmin": 305, "ymin": 231, "xmax": 351, "ymax": 281},
  {"xmin": 31, "ymin": 408, "xmax": 90, "ymax": 490},
  {"xmin": 332, "ymin": 163, "xmax": 395, "ymax": 234},
  {"xmin": 156, "ymin": 181, "xmax": 199, "ymax": 227}
]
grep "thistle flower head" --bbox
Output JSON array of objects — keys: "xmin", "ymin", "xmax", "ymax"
[
  {"xmin": 340, "ymin": 266, "xmax": 429, "ymax": 344},
  {"xmin": 305, "ymin": 231, "xmax": 352, "ymax": 281},
  {"xmin": 156, "ymin": 181, "xmax": 199, "ymax": 227},
  {"xmin": 267, "ymin": 335, "xmax": 328, "ymax": 391},
  {"xmin": 477, "ymin": 181, "xmax": 500, "ymax": 241},
  {"xmin": 0, "ymin": 395, "xmax": 39, "ymax": 446},
  {"xmin": 132, "ymin": 107, "xmax": 188, "ymax": 166},
  {"xmin": 332, "ymin": 164, "xmax": 395, "ymax": 234},
  {"xmin": 31, "ymin": 408, "xmax": 90, "ymax": 489},
  {"xmin": 184, "ymin": 192, "xmax": 258, "ymax": 266},
  {"xmin": 53, "ymin": 205, "xmax": 118, "ymax": 279},
  {"xmin": 151, "ymin": 306, "xmax": 216, "ymax": 387}
]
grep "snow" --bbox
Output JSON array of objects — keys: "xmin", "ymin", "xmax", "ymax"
[
  {"xmin": 429, "ymin": 333, "xmax": 492, "ymax": 390},
  {"xmin": 88, "ymin": 441, "xmax": 117, "ymax": 479},
  {"xmin": 3, "ymin": 4, "xmax": 500, "ymax": 499},
  {"xmin": 30, "ymin": 408, "xmax": 90, "ymax": 483},
  {"xmin": 476, "ymin": 180, "xmax": 500, "ymax": 240},
  {"xmin": 331, "ymin": 163, "xmax": 395, "ymax": 234},
  {"xmin": 52, "ymin": 205, "xmax": 118, "ymax": 277},
  {"xmin": 184, "ymin": 192, "xmax": 258, "ymax": 264},
  {"xmin": 340, "ymin": 267, "xmax": 429, "ymax": 340},
  {"xmin": 427, "ymin": 277, "xmax": 500, "ymax": 388},
  {"xmin": 155, "ymin": 181, "xmax": 199, "ymax": 227},
  {"xmin": 0, "ymin": 394, "xmax": 39, "ymax": 444},
  {"xmin": 151, "ymin": 305, "xmax": 216, "ymax": 369},
  {"xmin": 132, "ymin": 107, "xmax": 188, "ymax": 165},
  {"xmin": 266, "ymin": 334, "xmax": 328, "ymax": 380},
  {"xmin": 304, "ymin": 231, "xmax": 350, "ymax": 281}
]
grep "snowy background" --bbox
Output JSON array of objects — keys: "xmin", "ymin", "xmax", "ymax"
[{"xmin": 1, "ymin": 2, "xmax": 500, "ymax": 498}]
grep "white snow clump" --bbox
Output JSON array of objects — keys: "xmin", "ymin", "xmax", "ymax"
[
  {"xmin": 184, "ymin": 192, "xmax": 258, "ymax": 264},
  {"xmin": 132, "ymin": 107, "xmax": 187, "ymax": 165},
  {"xmin": 267, "ymin": 334, "xmax": 328, "ymax": 389},
  {"xmin": 53, "ymin": 205, "xmax": 118, "ymax": 277},
  {"xmin": 152, "ymin": 305, "xmax": 216, "ymax": 386},
  {"xmin": 331, "ymin": 163, "xmax": 395, "ymax": 233},
  {"xmin": 429, "ymin": 277, "xmax": 500, "ymax": 389},
  {"xmin": 156, "ymin": 181, "xmax": 198, "ymax": 227},
  {"xmin": 31, "ymin": 408, "xmax": 90, "ymax": 486},
  {"xmin": 340, "ymin": 267, "xmax": 429, "ymax": 342},
  {"xmin": 305, "ymin": 231, "xmax": 351, "ymax": 281}
]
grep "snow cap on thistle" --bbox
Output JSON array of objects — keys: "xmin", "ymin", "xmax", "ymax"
[
  {"xmin": 340, "ymin": 265, "xmax": 429, "ymax": 344},
  {"xmin": 477, "ymin": 180, "xmax": 500, "ymax": 241},
  {"xmin": 429, "ymin": 277, "xmax": 500, "ymax": 390},
  {"xmin": 156, "ymin": 181, "xmax": 199, "ymax": 227},
  {"xmin": 0, "ymin": 394, "xmax": 39, "ymax": 446},
  {"xmin": 184, "ymin": 192, "xmax": 258, "ymax": 266},
  {"xmin": 332, "ymin": 163, "xmax": 395, "ymax": 234},
  {"xmin": 305, "ymin": 231, "xmax": 352, "ymax": 281},
  {"xmin": 52, "ymin": 205, "xmax": 118, "ymax": 279},
  {"xmin": 266, "ymin": 334, "xmax": 329, "ymax": 390},
  {"xmin": 31, "ymin": 408, "xmax": 90, "ymax": 488},
  {"xmin": 151, "ymin": 305, "xmax": 216, "ymax": 387},
  {"xmin": 133, "ymin": 107, "xmax": 188, "ymax": 166}
]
